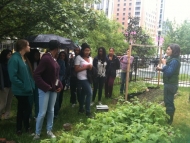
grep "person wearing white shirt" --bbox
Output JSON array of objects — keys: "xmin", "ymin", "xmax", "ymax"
[{"xmin": 75, "ymin": 43, "xmax": 93, "ymax": 118}]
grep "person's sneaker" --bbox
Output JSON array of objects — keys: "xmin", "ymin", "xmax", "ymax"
[
  {"xmin": 47, "ymin": 131, "xmax": 56, "ymax": 138},
  {"xmin": 33, "ymin": 134, "xmax": 40, "ymax": 140},
  {"xmin": 72, "ymin": 104, "xmax": 76, "ymax": 108},
  {"xmin": 78, "ymin": 109, "xmax": 85, "ymax": 114},
  {"xmin": 90, "ymin": 102, "xmax": 94, "ymax": 106},
  {"xmin": 98, "ymin": 102, "xmax": 102, "ymax": 105},
  {"xmin": 86, "ymin": 112, "xmax": 94, "ymax": 118}
]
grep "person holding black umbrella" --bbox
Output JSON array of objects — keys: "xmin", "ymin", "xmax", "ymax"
[{"xmin": 33, "ymin": 40, "xmax": 63, "ymax": 140}]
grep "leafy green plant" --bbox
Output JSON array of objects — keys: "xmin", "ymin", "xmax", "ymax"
[
  {"xmin": 128, "ymin": 81, "xmax": 147, "ymax": 94},
  {"xmin": 42, "ymin": 98, "xmax": 181, "ymax": 143}
]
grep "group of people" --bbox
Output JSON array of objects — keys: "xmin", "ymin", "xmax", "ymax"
[{"xmin": 0, "ymin": 39, "xmax": 181, "ymax": 139}]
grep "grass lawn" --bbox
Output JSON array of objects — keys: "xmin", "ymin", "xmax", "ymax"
[{"xmin": 0, "ymin": 85, "xmax": 189, "ymax": 143}]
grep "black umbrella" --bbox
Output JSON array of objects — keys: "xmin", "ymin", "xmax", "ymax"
[{"xmin": 24, "ymin": 34, "xmax": 76, "ymax": 49}]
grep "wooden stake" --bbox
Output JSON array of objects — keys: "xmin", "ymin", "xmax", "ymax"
[
  {"xmin": 157, "ymin": 47, "xmax": 162, "ymax": 87},
  {"xmin": 125, "ymin": 44, "xmax": 132, "ymax": 101}
]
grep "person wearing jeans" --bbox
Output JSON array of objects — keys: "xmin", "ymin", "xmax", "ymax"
[
  {"xmin": 91, "ymin": 47, "xmax": 107, "ymax": 105},
  {"xmin": 156, "ymin": 44, "xmax": 181, "ymax": 125},
  {"xmin": 75, "ymin": 43, "xmax": 93, "ymax": 117},
  {"xmin": 33, "ymin": 40, "xmax": 63, "ymax": 140},
  {"xmin": 105, "ymin": 48, "xmax": 120, "ymax": 98},
  {"xmin": 119, "ymin": 49, "xmax": 134, "ymax": 94}
]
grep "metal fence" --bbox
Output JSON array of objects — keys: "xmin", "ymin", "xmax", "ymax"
[{"xmin": 115, "ymin": 57, "xmax": 190, "ymax": 87}]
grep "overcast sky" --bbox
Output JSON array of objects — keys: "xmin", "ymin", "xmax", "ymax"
[{"xmin": 164, "ymin": 0, "xmax": 190, "ymax": 23}]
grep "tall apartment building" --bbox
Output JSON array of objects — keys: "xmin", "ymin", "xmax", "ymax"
[
  {"xmin": 113, "ymin": 0, "xmax": 162, "ymax": 42},
  {"xmin": 93, "ymin": 0, "xmax": 114, "ymax": 19}
]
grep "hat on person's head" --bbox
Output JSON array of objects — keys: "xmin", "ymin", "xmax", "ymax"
[{"xmin": 49, "ymin": 40, "xmax": 60, "ymax": 51}]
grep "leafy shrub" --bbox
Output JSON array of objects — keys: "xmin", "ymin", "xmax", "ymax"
[
  {"xmin": 128, "ymin": 81, "xmax": 147, "ymax": 94},
  {"xmin": 41, "ymin": 98, "xmax": 181, "ymax": 143}
]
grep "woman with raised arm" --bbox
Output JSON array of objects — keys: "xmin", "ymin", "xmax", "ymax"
[{"xmin": 156, "ymin": 44, "xmax": 181, "ymax": 125}]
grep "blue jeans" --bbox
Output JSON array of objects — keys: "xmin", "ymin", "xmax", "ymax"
[
  {"xmin": 164, "ymin": 84, "xmax": 178, "ymax": 115},
  {"xmin": 35, "ymin": 89, "xmax": 57, "ymax": 135},
  {"xmin": 120, "ymin": 72, "xmax": 126, "ymax": 93},
  {"xmin": 78, "ymin": 80, "xmax": 92, "ymax": 113}
]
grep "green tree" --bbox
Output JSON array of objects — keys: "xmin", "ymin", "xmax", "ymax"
[
  {"xmin": 0, "ymin": 0, "xmax": 99, "ymax": 39},
  {"xmin": 79, "ymin": 12, "xmax": 128, "ymax": 56},
  {"xmin": 163, "ymin": 19, "xmax": 190, "ymax": 54}
]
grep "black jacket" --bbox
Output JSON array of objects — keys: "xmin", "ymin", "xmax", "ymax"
[
  {"xmin": 1, "ymin": 63, "xmax": 11, "ymax": 88},
  {"xmin": 0, "ymin": 64, "xmax": 4, "ymax": 90},
  {"xmin": 106, "ymin": 55, "xmax": 120, "ymax": 78}
]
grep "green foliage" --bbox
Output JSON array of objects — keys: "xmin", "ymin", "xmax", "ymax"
[
  {"xmin": 0, "ymin": 0, "xmax": 98, "ymax": 39},
  {"xmin": 163, "ymin": 19, "xmax": 190, "ymax": 54},
  {"xmin": 41, "ymin": 99, "xmax": 181, "ymax": 143},
  {"xmin": 79, "ymin": 12, "xmax": 128, "ymax": 56},
  {"xmin": 128, "ymin": 81, "xmax": 147, "ymax": 94}
]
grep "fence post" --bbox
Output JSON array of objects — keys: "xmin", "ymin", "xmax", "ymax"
[
  {"xmin": 157, "ymin": 47, "xmax": 162, "ymax": 87},
  {"xmin": 125, "ymin": 44, "xmax": 132, "ymax": 101}
]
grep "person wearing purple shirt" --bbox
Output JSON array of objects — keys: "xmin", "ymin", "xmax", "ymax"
[
  {"xmin": 119, "ymin": 49, "xmax": 134, "ymax": 94},
  {"xmin": 33, "ymin": 40, "xmax": 63, "ymax": 140}
]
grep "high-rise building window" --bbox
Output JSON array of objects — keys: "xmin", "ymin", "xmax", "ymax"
[
  {"xmin": 124, "ymin": 0, "xmax": 126, "ymax": 1},
  {"xmin": 128, "ymin": 13, "xmax": 131, "ymax": 16},
  {"xmin": 117, "ymin": 8, "xmax": 119, "ymax": 11},
  {"xmin": 123, "ymin": 13, "xmax": 125, "ymax": 16},
  {"xmin": 117, "ymin": 13, "xmax": 119, "ymax": 16},
  {"xmin": 135, "ymin": 7, "xmax": 140, "ymax": 10},
  {"xmin": 122, "ymin": 22, "xmax": 125, "ymax": 25},
  {"xmin": 118, "ymin": 4, "xmax": 120, "ymax": 6},
  {"xmin": 136, "ymin": 2, "xmax": 141, "ymax": 5},
  {"xmin": 129, "ymin": 3, "xmax": 132, "ymax": 6},
  {"xmin": 129, "ymin": 8, "xmax": 131, "ymax": 10},
  {"xmin": 117, "ymin": 18, "xmax": 119, "ymax": 20},
  {"xmin": 118, "ymin": 0, "xmax": 120, "ymax": 2},
  {"xmin": 135, "ymin": 12, "xmax": 140, "ymax": 15},
  {"xmin": 124, "ymin": 3, "xmax": 126, "ymax": 6},
  {"xmin": 123, "ymin": 8, "xmax": 126, "ymax": 11},
  {"xmin": 123, "ymin": 18, "xmax": 125, "ymax": 20}
]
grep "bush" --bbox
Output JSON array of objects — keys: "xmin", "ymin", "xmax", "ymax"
[{"xmin": 41, "ymin": 98, "xmax": 181, "ymax": 143}]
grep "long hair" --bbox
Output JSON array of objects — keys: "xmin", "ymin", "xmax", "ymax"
[
  {"xmin": 15, "ymin": 39, "xmax": 33, "ymax": 74},
  {"xmin": 169, "ymin": 44, "xmax": 180, "ymax": 57},
  {"xmin": 97, "ymin": 47, "xmax": 106, "ymax": 62},
  {"xmin": 27, "ymin": 49, "xmax": 40, "ymax": 70},
  {"xmin": 0, "ymin": 49, "xmax": 12, "ymax": 64},
  {"xmin": 80, "ymin": 43, "xmax": 91, "ymax": 57},
  {"xmin": 57, "ymin": 51, "xmax": 69, "ymax": 67}
]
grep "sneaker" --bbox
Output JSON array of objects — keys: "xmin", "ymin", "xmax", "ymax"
[
  {"xmin": 90, "ymin": 102, "xmax": 94, "ymax": 106},
  {"xmin": 98, "ymin": 102, "xmax": 102, "ymax": 105},
  {"xmin": 78, "ymin": 109, "xmax": 85, "ymax": 114},
  {"xmin": 86, "ymin": 112, "xmax": 94, "ymax": 118},
  {"xmin": 72, "ymin": 104, "xmax": 76, "ymax": 108},
  {"xmin": 47, "ymin": 131, "xmax": 56, "ymax": 138},
  {"xmin": 33, "ymin": 134, "xmax": 40, "ymax": 140}
]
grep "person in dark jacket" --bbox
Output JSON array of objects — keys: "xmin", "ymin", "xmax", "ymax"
[
  {"xmin": 0, "ymin": 49, "xmax": 13, "ymax": 120},
  {"xmin": 105, "ymin": 48, "xmax": 120, "ymax": 98},
  {"xmin": 91, "ymin": 47, "xmax": 108, "ymax": 105},
  {"xmin": 156, "ymin": 44, "xmax": 181, "ymax": 125},
  {"xmin": 33, "ymin": 40, "xmax": 63, "ymax": 140},
  {"xmin": 54, "ymin": 51, "xmax": 67, "ymax": 117},
  {"xmin": 8, "ymin": 40, "xmax": 35, "ymax": 135},
  {"xmin": 70, "ymin": 46, "xmax": 80, "ymax": 107},
  {"xmin": 27, "ymin": 49, "xmax": 41, "ymax": 119}
]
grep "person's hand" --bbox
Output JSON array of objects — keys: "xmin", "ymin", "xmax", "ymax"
[
  {"xmin": 161, "ymin": 59, "xmax": 166, "ymax": 65},
  {"xmin": 156, "ymin": 66, "xmax": 162, "ymax": 71},
  {"xmin": 87, "ymin": 64, "xmax": 92, "ymax": 70},
  {"xmin": 56, "ymin": 88, "xmax": 61, "ymax": 93}
]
